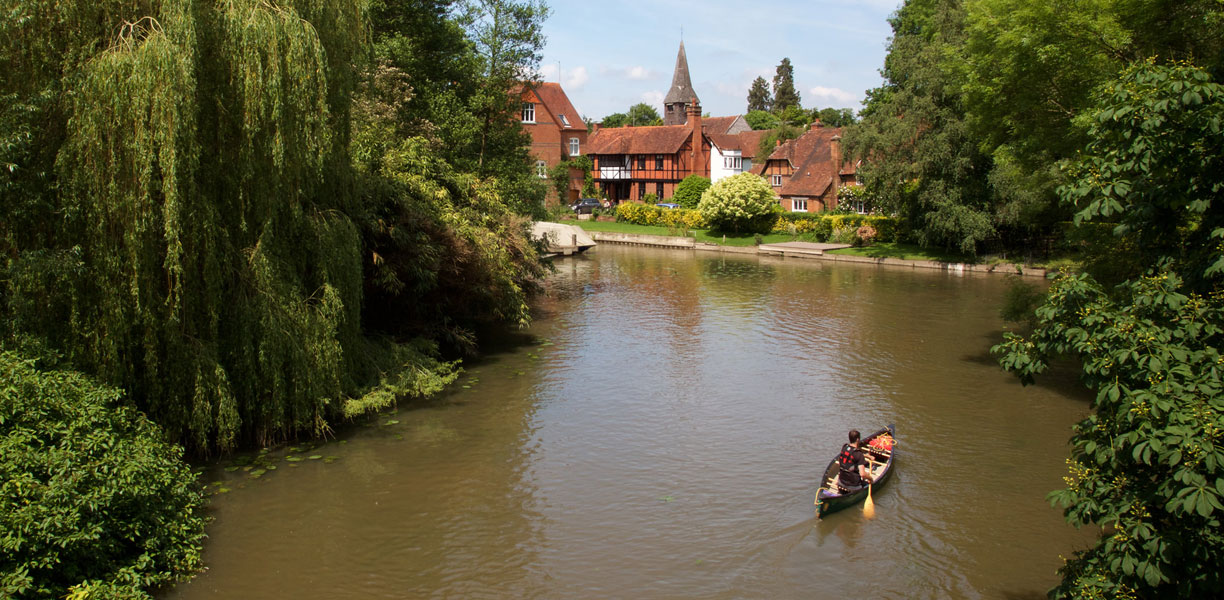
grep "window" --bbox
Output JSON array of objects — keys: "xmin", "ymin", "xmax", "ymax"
[
  {"xmin": 560, "ymin": 114, "xmax": 570, "ymax": 126},
  {"xmin": 723, "ymin": 156, "xmax": 742, "ymax": 170},
  {"xmin": 536, "ymin": 160, "xmax": 547, "ymax": 179},
  {"xmin": 656, "ymin": 182, "xmax": 664, "ymax": 198},
  {"xmin": 569, "ymin": 137, "xmax": 580, "ymax": 156},
  {"xmin": 639, "ymin": 182, "xmax": 647, "ymax": 197},
  {"xmin": 636, "ymin": 156, "xmax": 646, "ymax": 170},
  {"xmin": 522, "ymin": 102, "xmax": 535, "ymax": 123},
  {"xmin": 791, "ymin": 197, "xmax": 808, "ymax": 212},
  {"xmin": 655, "ymin": 155, "xmax": 664, "ymax": 169},
  {"xmin": 770, "ymin": 175, "xmax": 783, "ymax": 187}
]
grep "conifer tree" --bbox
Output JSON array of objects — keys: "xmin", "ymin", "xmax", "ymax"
[
  {"xmin": 747, "ymin": 76, "xmax": 772, "ymax": 112},
  {"xmin": 772, "ymin": 58, "xmax": 801, "ymax": 112}
]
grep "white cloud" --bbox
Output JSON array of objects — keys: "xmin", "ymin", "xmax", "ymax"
[
  {"xmin": 600, "ymin": 65, "xmax": 661, "ymax": 81},
  {"xmin": 808, "ymin": 86, "xmax": 860, "ymax": 107},
  {"xmin": 537, "ymin": 64, "xmax": 590, "ymax": 92},
  {"xmin": 566, "ymin": 66, "xmax": 590, "ymax": 90},
  {"xmin": 640, "ymin": 90, "xmax": 665, "ymax": 109}
]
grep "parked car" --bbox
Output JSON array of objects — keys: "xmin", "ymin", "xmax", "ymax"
[
  {"xmin": 571, "ymin": 198, "xmax": 602, "ymax": 214},
  {"xmin": 656, "ymin": 202, "xmax": 680, "ymax": 210}
]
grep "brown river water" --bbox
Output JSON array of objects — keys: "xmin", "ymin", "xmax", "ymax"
[{"xmin": 165, "ymin": 245, "xmax": 1094, "ymax": 600}]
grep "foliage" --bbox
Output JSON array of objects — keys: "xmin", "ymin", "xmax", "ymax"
[
  {"xmin": 812, "ymin": 107, "xmax": 858, "ymax": 127},
  {"xmin": 627, "ymin": 103, "xmax": 662, "ymax": 126},
  {"xmin": 845, "ymin": 0, "xmax": 998, "ymax": 255},
  {"xmin": 772, "ymin": 57, "xmax": 801, "ymax": 112},
  {"xmin": 1061, "ymin": 60, "xmax": 1224, "ymax": 288},
  {"xmin": 747, "ymin": 76, "xmax": 772, "ymax": 112},
  {"xmin": 772, "ymin": 213, "xmax": 902, "ymax": 243},
  {"xmin": 0, "ymin": 350, "xmax": 208, "ymax": 600},
  {"xmin": 994, "ymin": 62, "xmax": 1224, "ymax": 598},
  {"xmin": 672, "ymin": 175, "xmax": 712, "ymax": 209},
  {"xmin": 549, "ymin": 155, "xmax": 594, "ymax": 204},
  {"xmin": 995, "ymin": 270, "xmax": 1224, "ymax": 598},
  {"xmin": 836, "ymin": 184, "xmax": 870, "ymax": 214},
  {"xmin": 615, "ymin": 202, "xmax": 704, "ymax": 229},
  {"xmin": 599, "ymin": 103, "xmax": 662, "ymax": 128},
  {"xmin": 744, "ymin": 110, "xmax": 780, "ymax": 131},
  {"xmin": 697, "ymin": 172, "xmax": 781, "ymax": 234},
  {"xmin": 600, "ymin": 112, "xmax": 629, "ymax": 128},
  {"xmin": 756, "ymin": 124, "xmax": 802, "ymax": 164},
  {"xmin": 0, "ymin": 0, "xmax": 552, "ymax": 455}
]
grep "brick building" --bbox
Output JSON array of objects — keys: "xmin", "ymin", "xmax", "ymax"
[
  {"xmin": 755, "ymin": 126, "xmax": 858, "ymax": 213},
  {"xmin": 517, "ymin": 81, "xmax": 587, "ymax": 203}
]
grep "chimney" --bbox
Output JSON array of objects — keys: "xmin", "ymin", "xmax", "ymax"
[
  {"xmin": 689, "ymin": 98, "xmax": 706, "ymax": 177},
  {"xmin": 831, "ymin": 133, "xmax": 844, "ymax": 209}
]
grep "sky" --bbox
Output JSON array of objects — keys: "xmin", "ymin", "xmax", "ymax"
[{"xmin": 535, "ymin": 0, "xmax": 901, "ymax": 123}]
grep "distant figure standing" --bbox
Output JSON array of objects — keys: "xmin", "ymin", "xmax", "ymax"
[{"xmin": 837, "ymin": 429, "xmax": 874, "ymax": 489}]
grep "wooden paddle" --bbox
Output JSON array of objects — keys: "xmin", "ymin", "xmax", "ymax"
[{"xmin": 862, "ymin": 458, "xmax": 878, "ymax": 518}]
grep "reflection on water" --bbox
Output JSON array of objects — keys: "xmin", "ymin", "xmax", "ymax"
[{"xmin": 166, "ymin": 245, "xmax": 1092, "ymax": 600}]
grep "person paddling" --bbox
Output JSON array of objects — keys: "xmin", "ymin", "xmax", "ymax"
[{"xmin": 837, "ymin": 429, "xmax": 874, "ymax": 490}]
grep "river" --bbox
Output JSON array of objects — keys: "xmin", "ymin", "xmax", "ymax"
[{"xmin": 165, "ymin": 245, "xmax": 1092, "ymax": 600}]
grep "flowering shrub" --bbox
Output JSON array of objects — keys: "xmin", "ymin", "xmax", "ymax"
[
  {"xmin": 772, "ymin": 214, "xmax": 901, "ymax": 243},
  {"xmin": 697, "ymin": 172, "xmax": 781, "ymax": 233},
  {"xmin": 616, "ymin": 202, "xmax": 705, "ymax": 229},
  {"xmin": 616, "ymin": 202, "xmax": 659, "ymax": 225}
]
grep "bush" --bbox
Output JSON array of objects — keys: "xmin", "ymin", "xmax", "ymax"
[
  {"xmin": 0, "ymin": 351, "xmax": 208, "ymax": 600},
  {"xmin": 771, "ymin": 213, "xmax": 902, "ymax": 243},
  {"xmin": 673, "ymin": 175, "xmax": 711, "ymax": 209},
  {"xmin": 697, "ymin": 172, "xmax": 781, "ymax": 234},
  {"xmin": 641, "ymin": 193, "xmax": 658, "ymax": 204},
  {"xmin": 615, "ymin": 203, "xmax": 705, "ymax": 230},
  {"xmin": 616, "ymin": 201, "xmax": 659, "ymax": 225}
]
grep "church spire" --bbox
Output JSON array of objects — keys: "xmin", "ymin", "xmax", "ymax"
[{"xmin": 663, "ymin": 41, "xmax": 698, "ymax": 126}]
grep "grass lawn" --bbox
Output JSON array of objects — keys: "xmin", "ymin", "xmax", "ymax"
[{"xmin": 568, "ymin": 219, "xmax": 978, "ymax": 262}]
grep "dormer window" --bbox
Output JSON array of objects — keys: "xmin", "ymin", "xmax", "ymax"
[{"xmin": 522, "ymin": 102, "xmax": 535, "ymax": 123}]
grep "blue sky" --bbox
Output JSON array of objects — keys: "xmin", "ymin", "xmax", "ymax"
[{"xmin": 535, "ymin": 0, "xmax": 901, "ymax": 123}]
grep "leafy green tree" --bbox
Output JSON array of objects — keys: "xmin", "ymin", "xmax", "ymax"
[
  {"xmin": 772, "ymin": 58, "xmax": 801, "ymax": 112},
  {"xmin": 600, "ymin": 112, "xmax": 629, "ymax": 128},
  {"xmin": 994, "ymin": 62, "xmax": 1224, "ymax": 599},
  {"xmin": 1, "ymin": 350, "xmax": 208, "ymax": 600},
  {"xmin": 756, "ymin": 123, "xmax": 802, "ymax": 164},
  {"xmin": 845, "ymin": 0, "xmax": 996, "ymax": 254},
  {"xmin": 747, "ymin": 76, "xmax": 772, "ymax": 112},
  {"xmin": 672, "ymin": 174, "xmax": 711, "ymax": 209},
  {"xmin": 744, "ymin": 110, "xmax": 780, "ymax": 130},
  {"xmin": 627, "ymin": 102, "xmax": 662, "ymax": 126},
  {"xmin": 812, "ymin": 107, "xmax": 857, "ymax": 127},
  {"xmin": 697, "ymin": 172, "xmax": 780, "ymax": 233}
]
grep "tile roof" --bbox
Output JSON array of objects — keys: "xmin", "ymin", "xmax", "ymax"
[
  {"xmin": 701, "ymin": 116, "xmax": 740, "ymax": 135},
  {"xmin": 706, "ymin": 129, "xmax": 772, "ymax": 159},
  {"xmin": 587, "ymin": 124, "xmax": 692, "ymax": 154},
  {"xmin": 768, "ymin": 127, "xmax": 849, "ymax": 197},
  {"xmin": 528, "ymin": 82, "xmax": 586, "ymax": 132}
]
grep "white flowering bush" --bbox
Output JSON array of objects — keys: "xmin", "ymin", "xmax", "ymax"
[{"xmin": 697, "ymin": 172, "xmax": 781, "ymax": 233}]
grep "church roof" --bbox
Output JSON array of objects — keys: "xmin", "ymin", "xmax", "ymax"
[{"xmin": 664, "ymin": 41, "xmax": 699, "ymax": 105}]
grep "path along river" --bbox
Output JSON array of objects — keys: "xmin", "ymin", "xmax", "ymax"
[{"xmin": 166, "ymin": 245, "xmax": 1094, "ymax": 600}]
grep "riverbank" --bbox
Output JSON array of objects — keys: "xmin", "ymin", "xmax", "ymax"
[{"xmin": 570, "ymin": 223, "xmax": 1049, "ymax": 278}]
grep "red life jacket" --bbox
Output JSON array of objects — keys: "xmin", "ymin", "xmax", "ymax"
[{"xmin": 837, "ymin": 444, "xmax": 863, "ymax": 485}]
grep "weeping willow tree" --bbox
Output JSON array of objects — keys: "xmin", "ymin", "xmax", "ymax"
[{"xmin": 1, "ymin": 0, "xmax": 471, "ymax": 454}]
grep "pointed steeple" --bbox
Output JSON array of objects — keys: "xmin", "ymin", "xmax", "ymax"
[{"xmin": 663, "ymin": 41, "xmax": 698, "ymax": 125}]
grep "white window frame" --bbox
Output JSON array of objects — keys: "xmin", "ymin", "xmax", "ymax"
[
  {"xmin": 560, "ymin": 114, "xmax": 570, "ymax": 126},
  {"xmin": 791, "ymin": 197, "xmax": 808, "ymax": 212},
  {"xmin": 536, "ymin": 160, "xmax": 547, "ymax": 179},
  {"xmin": 569, "ymin": 137, "xmax": 580, "ymax": 156},
  {"xmin": 771, "ymin": 175, "xmax": 783, "ymax": 187},
  {"xmin": 522, "ymin": 102, "xmax": 535, "ymax": 123},
  {"xmin": 723, "ymin": 156, "xmax": 742, "ymax": 170}
]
